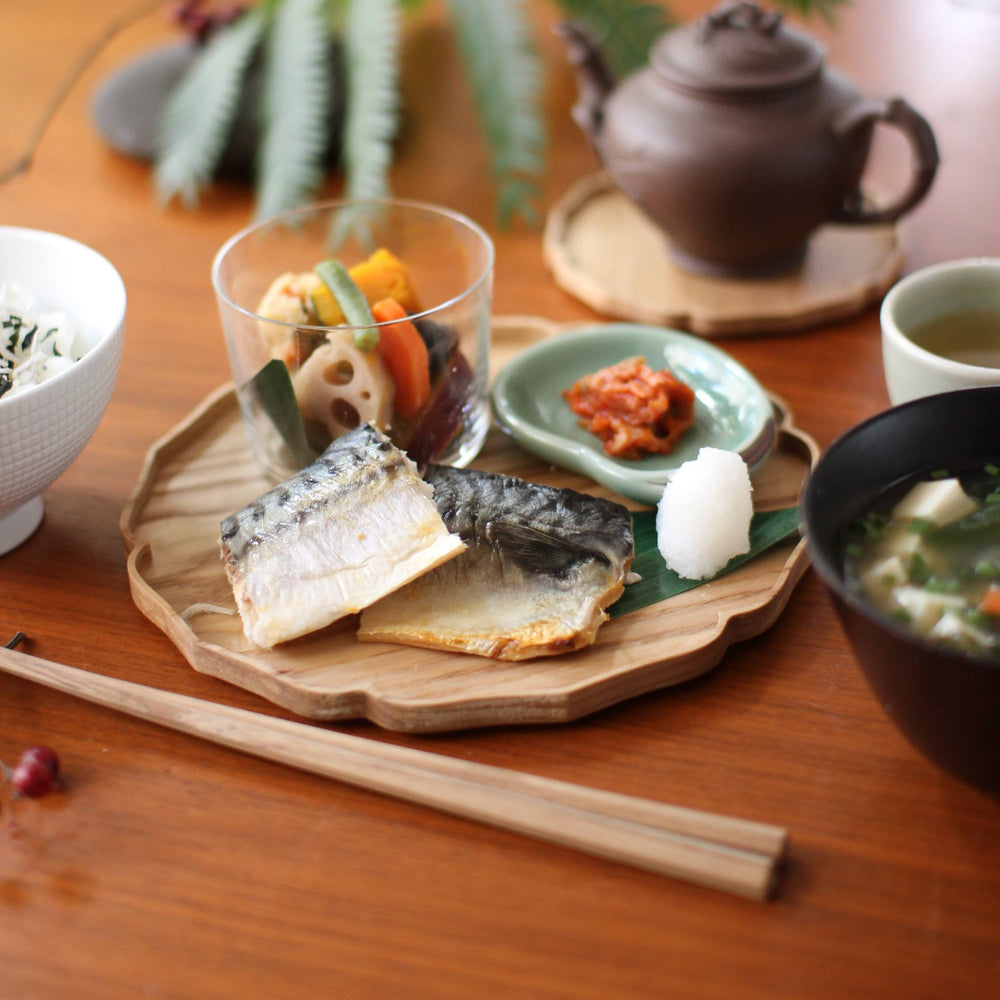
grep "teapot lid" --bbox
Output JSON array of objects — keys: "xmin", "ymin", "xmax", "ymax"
[{"xmin": 651, "ymin": 1, "xmax": 824, "ymax": 97}]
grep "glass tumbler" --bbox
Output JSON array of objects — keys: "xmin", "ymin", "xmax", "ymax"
[{"xmin": 212, "ymin": 198, "xmax": 494, "ymax": 480}]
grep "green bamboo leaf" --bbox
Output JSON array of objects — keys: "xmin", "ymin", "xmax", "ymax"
[
  {"xmin": 255, "ymin": 0, "xmax": 335, "ymax": 220},
  {"xmin": 609, "ymin": 506, "xmax": 801, "ymax": 619},
  {"xmin": 245, "ymin": 359, "xmax": 317, "ymax": 469},
  {"xmin": 155, "ymin": 8, "xmax": 266, "ymax": 208},
  {"xmin": 445, "ymin": 0, "xmax": 543, "ymax": 226},
  {"xmin": 341, "ymin": 0, "xmax": 400, "ymax": 202}
]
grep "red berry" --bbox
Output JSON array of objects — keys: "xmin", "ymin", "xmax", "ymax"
[{"xmin": 11, "ymin": 745, "xmax": 60, "ymax": 799}]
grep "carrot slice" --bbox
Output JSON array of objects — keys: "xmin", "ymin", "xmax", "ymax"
[
  {"xmin": 372, "ymin": 297, "xmax": 431, "ymax": 419},
  {"xmin": 980, "ymin": 583, "xmax": 1000, "ymax": 616}
]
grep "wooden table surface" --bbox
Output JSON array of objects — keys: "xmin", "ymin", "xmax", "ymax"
[{"xmin": 2, "ymin": 1, "xmax": 998, "ymax": 997}]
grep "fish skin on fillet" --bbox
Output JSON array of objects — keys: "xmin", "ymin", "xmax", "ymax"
[
  {"xmin": 358, "ymin": 465, "xmax": 635, "ymax": 660},
  {"xmin": 220, "ymin": 424, "xmax": 465, "ymax": 649}
]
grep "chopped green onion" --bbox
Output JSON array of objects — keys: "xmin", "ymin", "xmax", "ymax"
[
  {"xmin": 928, "ymin": 500, "xmax": 1000, "ymax": 543},
  {"xmin": 314, "ymin": 259, "xmax": 379, "ymax": 352},
  {"xmin": 907, "ymin": 552, "xmax": 933, "ymax": 585},
  {"xmin": 963, "ymin": 608, "xmax": 992, "ymax": 629}
]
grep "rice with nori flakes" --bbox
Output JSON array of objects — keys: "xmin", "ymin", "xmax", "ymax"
[{"xmin": 0, "ymin": 282, "xmax": 83, "ymax": 401}]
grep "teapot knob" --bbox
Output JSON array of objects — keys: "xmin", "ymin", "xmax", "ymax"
[{"xmin": 700, "ymin": 1, "xmax": 782, "ymax": 42}]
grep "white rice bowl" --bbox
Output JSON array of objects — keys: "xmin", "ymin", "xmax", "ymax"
[
  {"xmin": 656, "ymin": 447, "xmax": 753, "ymax": 580},
  {"xmin": 0, "ymin": 226, "xmax": 125, "ymax": 553}
]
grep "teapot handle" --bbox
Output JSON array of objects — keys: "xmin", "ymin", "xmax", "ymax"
[{"xmin": 832, "ymin": 97, "xmax": 939, "ymax": 224}]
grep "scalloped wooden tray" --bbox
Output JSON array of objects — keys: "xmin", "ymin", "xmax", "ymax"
[{"xmin": 121, "ymin": 316, "xmax": 819, "ymax": 732}]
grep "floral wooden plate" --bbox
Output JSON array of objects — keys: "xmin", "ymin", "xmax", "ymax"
[{"xmin": 121, "ymin": 316, "xmax": 818, "ymax": 732}]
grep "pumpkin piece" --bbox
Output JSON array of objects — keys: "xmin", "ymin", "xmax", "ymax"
[{"xmin": 311, "ymin": 249, "xmax": 422, "ymax": 325}]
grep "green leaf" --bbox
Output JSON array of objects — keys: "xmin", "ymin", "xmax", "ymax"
[
  {"xmin": 155, "ymin": 8, "xmax": 266, "ymax": 208},
  {"xmin": 245, "ymin": 359, "xmax": 317, "ymax": 469},
  {"xmin": 773, "ymin": 0, "xmax": 851, "ymax": 25},
  {"xmin": 497, "ymin": 176, "xmax": 542, "ymax": 229},
  {"xmin": 609, "ymin": 506, "xmax": 802, "ymax": 619},
  {"xmin": 552, "ymin": 0, "xmax": 674, "ymax": 76},
  {"xmin": 552, "ymin": 0, "xmax": 846, "ymax": 77},
  {"xmin": 255, "ymin": 0, "xmax": 335, "ymax": 220},
  {"xmin": 341, "ymin": 0, "xmax": 401, "ymax": 202},
  {"xmin": 445, "ymin": 0, "xmax": 543, "ymax": 227}
]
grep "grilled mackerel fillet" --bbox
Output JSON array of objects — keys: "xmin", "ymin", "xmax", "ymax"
[
  {"xmin": 220, "ymin": 424, "xmax": 465, "ymax": 648},
  {"xmin": 358, "ymin": 465, "xmax": 634, "ymax": 660}
]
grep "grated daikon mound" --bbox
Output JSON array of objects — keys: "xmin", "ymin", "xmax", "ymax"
[{"xmin": 656, "ymin": 447, "xmax": 753, "ymax": 580}]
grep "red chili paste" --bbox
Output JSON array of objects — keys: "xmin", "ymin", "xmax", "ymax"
[{"xmin": 562, "ymin": 356, "xmax": 696, "ymax": 460}]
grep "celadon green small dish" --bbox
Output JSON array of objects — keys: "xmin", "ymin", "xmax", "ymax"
[{"xmin": 490, "ymin": 323, "xmax": 775, "ymax": 505}]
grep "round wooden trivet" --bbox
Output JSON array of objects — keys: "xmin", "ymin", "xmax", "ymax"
[{"xmin": 543, "ymin": 171, "xmax": 905, "ymax": 337}]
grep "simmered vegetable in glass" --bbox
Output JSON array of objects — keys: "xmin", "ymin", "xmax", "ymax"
[{"xmin": 253, "ymin": 248, "xmax": 474, "ymax": 466}]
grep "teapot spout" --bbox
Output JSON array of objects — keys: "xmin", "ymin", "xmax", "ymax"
[{"xmin": 555, "ymin": 22, "xmax": 615, "ymax": 144}]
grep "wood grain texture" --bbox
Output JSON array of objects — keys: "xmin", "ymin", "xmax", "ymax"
[
  {"xmin": 0, "ymin": 644, "xmax": 787, "ymax": 900},
  {"xmin": 120, "ymin": 317, "xmax": 816, "ymax": 730},
  {"xmin": 2, "ymin": 3, "xmax": 1000, "ymax": 999}
]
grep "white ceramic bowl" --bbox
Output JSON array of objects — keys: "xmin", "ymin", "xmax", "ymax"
[
  {"xmin": 881, "ymin": 257, "xmax": 1000, "ymax": 405},
  {"xmin": 0, "ymin": 227, "xmax": 126, "ymax": 554}
]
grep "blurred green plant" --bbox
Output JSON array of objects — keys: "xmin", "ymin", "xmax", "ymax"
[{"xmin": 156, "ymin": 0, "xmax": 849, "ymax": 225}]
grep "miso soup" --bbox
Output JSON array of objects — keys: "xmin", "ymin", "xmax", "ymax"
[
  {"xmin": 843, "ymin": 463, "xmax": 1000, "ymax": 659},
  {"xmin": 909, "ymin": 309, "xmax": 1000, "ymax": 368}
]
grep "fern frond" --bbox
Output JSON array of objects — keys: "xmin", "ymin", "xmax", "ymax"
[
  {"xmin": 445, "ymin": 0, "xmax": 543, "ymax": 226},
  {"xmin": 254, "ymin": 0, "xmax": 335, "ymax": 220},
  {"xmin": 552, "ymin": 0, "xmax": 673, "ymax": 76},
  {"xmin": 341, "ymin": 0, "xmax": 400, "ymax": 202},
  {"xmin": 497, "ymin": 176, "xmax": 542, "ymax": 229},
  {"xmin": 155, "ymin": 8, "xmax": 266, "ymax": 208}
]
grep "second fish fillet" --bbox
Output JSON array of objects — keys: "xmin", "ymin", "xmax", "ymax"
[{"xmin": 358, "ymin": 466, "xmax": 635, "ymax": 660}]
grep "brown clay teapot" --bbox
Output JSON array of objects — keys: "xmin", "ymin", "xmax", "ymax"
[{"xmin": 558, "ymin": 1, "xmax": 939, "ymax": 278}]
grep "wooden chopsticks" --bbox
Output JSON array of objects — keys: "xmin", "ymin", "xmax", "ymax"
[{"xmin": 0, "ymin": 645, "xmax": 787, "ymax": 900}]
